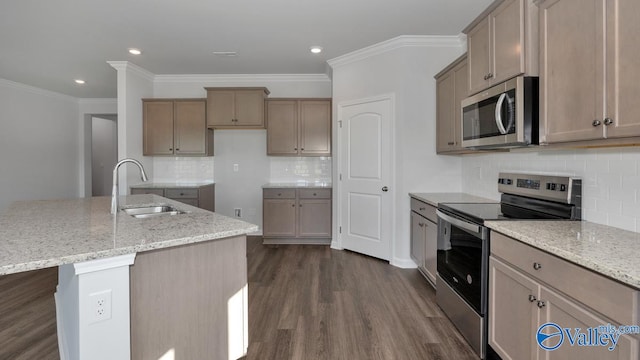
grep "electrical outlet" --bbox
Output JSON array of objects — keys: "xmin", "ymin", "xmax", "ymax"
[
  {"xmin": 89, "ymin": 289, "xmax": 112, "ymax": 324},
  {"xmin": 234, "ymin": 208, "xmax": 242, "ymax": 218}
]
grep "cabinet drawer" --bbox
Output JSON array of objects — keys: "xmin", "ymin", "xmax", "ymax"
[
  {"xmin": 165, "ymin": 188, "xmax": 198, "ymax": 199},
  {"xmin": 410, "ymin": 198, "xmax": 437, "ymax": 223},
  {"xmin": 298, "ymin": 188, "xmax": 331, "ymax": 199},
  {"xmin": 491, "ymin": 232, "xmax": 639, "ymax": 325},
  {"xmin": 131, "ymin": 188, "xmax": 165, "ymax": 196},
  {"xmin": 263, "ymin": 188, "xmax": 296, "ymax": 199}
]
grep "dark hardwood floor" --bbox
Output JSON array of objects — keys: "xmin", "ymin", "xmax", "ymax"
[{"xmin": 246, "ymin": 237, "xmax": 477, "ymax": 360}]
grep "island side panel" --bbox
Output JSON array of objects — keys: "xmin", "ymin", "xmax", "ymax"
[
  {"xmin": 130, "ymin": 235, "xmax": 248, "ymax": 360},
  {"xmin": 0, "ymin": 267, "xmax": 59, "ymax": 359}
]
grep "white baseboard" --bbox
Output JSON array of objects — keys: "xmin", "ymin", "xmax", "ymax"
[
  {"xmin": 54, "ymin": 288, "xmax": 69, "ymax": 360},
  {"xmin": 390, "ymin": 257, "xmax": 418, "ymax": 269}
]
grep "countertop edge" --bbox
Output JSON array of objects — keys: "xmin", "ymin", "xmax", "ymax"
[
  {"xmin": 486, "ymin": 221, "xmax": 640, "ymax": 290},
  {"xmin": 0, "ymin": 225, "xmax": 258, "ymax": 276},
  {"xmin": 409, "ymin": 192, "xmax": 497, "ymax": 207}
]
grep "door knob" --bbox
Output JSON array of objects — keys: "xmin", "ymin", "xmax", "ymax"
[{"xmin": 382, "ymin": 186, "xmax": 388, "ymax": 192}]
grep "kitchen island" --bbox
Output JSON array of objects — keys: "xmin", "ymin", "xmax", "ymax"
[{"xmin": 0, "ymin": 194, "xmax": 258, "ymax": 360}]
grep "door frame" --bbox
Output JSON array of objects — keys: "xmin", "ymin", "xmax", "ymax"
[{"xmin": 333, "ymin": 93, "xmax": 396, "ymax": 262}]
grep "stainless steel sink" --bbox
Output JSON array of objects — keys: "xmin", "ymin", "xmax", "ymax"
[{"xmin": 122, "ymin": 205, "xmax": 185, "ymax": 218}]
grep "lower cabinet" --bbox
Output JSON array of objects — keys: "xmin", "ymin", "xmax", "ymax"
[
  {"xmin": 410, "ymin": 197, "xmax": 438, "ymax": 287},
  {"xmin": 489, "ymin": 233, "xmax": 639, "ymax": 360},
  {"xmin": 263, "ymin": 187, "xmax": 331, "ymax": 244},
  {"xmin": 130, "ymin": 183, "xmax": 215, "ymax": 212}
]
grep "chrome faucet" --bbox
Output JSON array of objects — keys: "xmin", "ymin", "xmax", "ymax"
[{"xmin": 111, "ymin": 158, "xmax": 149, "ymax": 214}]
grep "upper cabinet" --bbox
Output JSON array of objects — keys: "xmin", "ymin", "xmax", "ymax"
[
  {"xmin": 205, "ymin": 87, "xmax": 270, "ymax": 129},
  {"xmin": 143, "ymin": 99, "xmax": 213, "ymax": 156},
  {"xmin": 266, "ymin": 99, "xmax": 331, "ymax": 156},
  {"xmin": 465, "ymin": 0, "xmax": 538, "ymax": 95},
  {"xmin": 435, "ymin": 54, "xmax": 469, "ymax": 154},
  {"xmin": 539, "ymin": 0, "xmax": 640, "ymax": 144}
]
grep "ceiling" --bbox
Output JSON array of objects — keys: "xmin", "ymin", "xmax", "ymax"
[{"xmin": 1, "ymin": 0, "xmax": 492, "ymax": 98}]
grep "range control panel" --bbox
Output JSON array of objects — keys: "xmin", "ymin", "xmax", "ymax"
[{"xmin": 497, "ymin": 172, "xmax": 581, "ymax": 204}]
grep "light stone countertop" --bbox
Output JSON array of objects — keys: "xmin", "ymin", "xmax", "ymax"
[
  {"xmin": 0, "ymin": 195, "xmax": 257, "ymax": 276},
  {"xmin": 263, "ymin": 182, "xmax": 332, "ymax": 189},
  {"xmin": 409, "ymin": 192, "xmax": 497, "ymax": 207},
  {"xmin": 130, "ymin": 181, "xmax": 215, "ymax": 188},
  {"xmin": 486, "ymin": 220, "xmax": 640, "ymax": 290}
]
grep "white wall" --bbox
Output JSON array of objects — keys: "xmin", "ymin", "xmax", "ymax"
[
  {"xmin": 91, "ymin": 116, "xmax": 118, "ymax": 196},
  {"xmin": 461, "ymin": 146, "xmax": 640, "ymax": 232},
  {"xmin": 0, "ymin": 79, "xmax": 80, "ymax": 213},
  {"xmin": 151, "ymin": 75, "xmax": 331, "ymax": 227},
  {"xmin": 330, "ymin": 36, "xmax": 466, "ymax": 267}
]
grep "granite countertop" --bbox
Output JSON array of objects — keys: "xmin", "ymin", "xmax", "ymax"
[
  {"xmin": 0, "ymin": 195, "xmax": 257, "ymax": 276},
  {"xmin": 130, "ymin": 181, "xmax": 215, "ymax": 188},
  {"xmin": 409, "ymin": 192, "xmax": 496, "ymax": 207},
  {"xmin": 486, "ymin": 220, "xmax": 640, "ymax": 290},
  {"xmin": 263, "ymin": 182, "xmax": 332, "ymax": 189}
]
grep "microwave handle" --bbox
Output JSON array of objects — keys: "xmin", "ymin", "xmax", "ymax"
[
  {"xmin": 495, "ymin": 93, "xmax": 509, "ymax": 135},
  {"xmin": 436, "ymin": 210, "xmax": 483, "ymax": 238}
]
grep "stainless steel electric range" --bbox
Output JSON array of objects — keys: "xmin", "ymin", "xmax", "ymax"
[{"xmin": 435, "ymin": 172, "xmax": 582, "ymax": 359}]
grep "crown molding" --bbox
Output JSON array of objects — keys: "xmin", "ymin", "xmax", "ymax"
[
  {"xmin": 106, "ymin": 61, "xmax": 155, "ymax": 81},
  {"xmin": 327, "ymin": 35, "xmax": 465, "ymax": 69},
  {"xmin": 154, "ymin": 73, "xmax": 331, "ymax": 84},
  {"xmin": 0, "ymin": 78, "xmax": 78, "ymax": 102}
]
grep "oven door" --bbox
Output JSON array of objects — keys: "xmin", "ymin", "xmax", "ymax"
[{"xmin": 436, "ymin": 209, "xmax": 489, "ymax": 315}]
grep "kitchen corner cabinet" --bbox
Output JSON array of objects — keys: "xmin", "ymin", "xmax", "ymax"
[
  {"xmin": 409, "ymin": 198, "xmax": 437, "ymax": 287},
  {"xmin": 464, "ymin": 0, "xmax": 538, "ymax": 95},
  {"xmin": 489, "ymin": 232, "xmax": 639, "ymax": 360},
  {"xmin": 266, "ymin": 99, "xmax": 331, "ymax": 156},
  {"xmin": 205, "ymin": 87, "xmax": 270, "ymax": 129},
  {"xmin": 539, "ymin": 0, "xmax": 640, "ymax": 145},
  {"xmin": 435, "ymin": 54, "xmax": 468, "ymax": 154},
  {"xmin": 262, "ymin": 188, "xmax": 332, "ymax": 244},
  {"xmin": 143, "ymin": 99, "xmax": 213, "ymax": 156},
  {"xmin": 131, "ymin": 183, "xmax": 215, "ymax": 212}
]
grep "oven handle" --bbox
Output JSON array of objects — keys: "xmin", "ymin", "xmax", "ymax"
[{"xmin": 436, "ymin": 210, "xmax": 483, "ymax": 238}]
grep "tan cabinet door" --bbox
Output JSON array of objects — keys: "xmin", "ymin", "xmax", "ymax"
[
  {"xmin": 423, "ymin": 219, "xmax": 437, "ymax": 286},
  {"xmin": 262, "ymin": 199, "xmax": 297, "ymax": 237},
  {"xmin": 174, "ymin": 100, "xmax": 207, "ymax": 155},
  {"xmin": 410, "ymin": 212, "xmax": 426, "ymax": 269},
  {"xmin": 266, "ymin": 100, "xmax": 298, "ymax": 155},
  {"xmin": 468, "ymin": 16, "xmax": 492, "ymax": 95},
  {"xmin": 299, "ymin": 100, "xmax": 331, "ymax": 156},
  {"xmin": 436, "ymin": 70, "xmax": 455, "ymax": 153},
  {"xmin": 489, "ymin": 257, "xmax": 539, "ymax": 360},
  {"xmin": 539, "ymin": 286, "xmax": 638, "ymax": 359},
  {"xmin": 206, "ymin": 90, "xmax": 235, "ymax": 127},
  {"xmin": 491, "ymin": 0, "xmax": 524, "ymax": 85},
  {"xmin": 234, "ymin": 90, "xmax": 265, "ymax": 127},
  {"xmin": 604, "ymin": 0, "xmax": 640, "ymax": 139},
  {"xmin": 452, "ymin": 58, "xmax": 468, "ymax": 149},
  {"xmin": 143, "ymin": 100, "xmax": 174, "ymax": 155},
  {"xmin": 298, "ymin": 199, "xmax": 331, "ymax": 237},
  {"xmin": 539, "ymin": 0, "xmax": 605, "ymax": 143}
]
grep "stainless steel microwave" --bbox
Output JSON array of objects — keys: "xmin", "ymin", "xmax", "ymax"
[{"xmin": 461, "ymin": 76, "xmax": 538, "ymax": 149}]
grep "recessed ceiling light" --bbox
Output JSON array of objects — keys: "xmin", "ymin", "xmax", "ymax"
[
  {"xmin": 128, "ymin": 48, "xmax": 142, "ymax": 55},
  {"xmin": 74, "ymin": 79, "xmax": 86, "ymax": 84},
  {"xmin": 310, "ymin": 46, "xmax": 323, "ymax": 54},
  {"xmin": 212, "ymin": 51, "xmax": 238, "ymax": 57}
]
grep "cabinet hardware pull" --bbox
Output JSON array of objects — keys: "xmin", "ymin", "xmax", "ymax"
[
  {"xmin": 537, "ymin": 300, "xmax": 546, "ymax": 308},
  {"xmin": 604, "ymin": 117, "xmax": 613, "ymax": 126},
  {"xmin": 447, "ymin": 142, "xmax": 454, "ymax": 145},
  {"xmin": 169, "ymin": 148, "xmax": 173, "ymax": 151},
  {"xmin": 176, "ymin": 148, "xmax": 180, "ymax": 151},
  {"xmin": 419, "ymin": 207, "xmax": 426, "ymax": 211},
  {"xmin": 299, "ymin": 204, "xmax": 302, "ymax": 207},
  {"xmin": 291, "ymin": 204, "xmax": 295, "ymax": 207},
  {"xmin": 528, "ymin": 295, "xmax": 537, "ymax": 302},
  {"xmin": 313, "ymin": 193, "xmax": 317, "ymax": 196},
  {"xmin": 592, "ymin": 119, "xmax": 602, "ymax": 127},
  {"xmin": 418, "ymin": 223, "xmax": 424, "ymax": 227},
  {"xmin": 533, "ymin": 262, "xmax": 542, "ymax": 270},
  {"xmin": 294, "ymin": 148, "xmax": 297, "ymax": 150},
  {"xmin": 488, "ymin": 72, "xmax": 493, "ymax": 79},
  {"xmin": 382, "ymin": 186, "xmax": 389, "ymax": 192}
]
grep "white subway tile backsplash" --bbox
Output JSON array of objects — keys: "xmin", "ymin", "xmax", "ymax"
[
  {"xmin": 269, "ymin": 157, "xmax": 332, "ymax": 183},
  {"xmin": 152, "ymin": 157, "xmax": 214, "ymax": 182},
  {"xmin": 461, "ymin": 147, "xmax": 640, "ymax": 232}
]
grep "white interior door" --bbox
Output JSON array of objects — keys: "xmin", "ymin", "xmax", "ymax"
[{"xmin": 338, "ymin": 96, "xmax": 393, "ymax": 260}]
